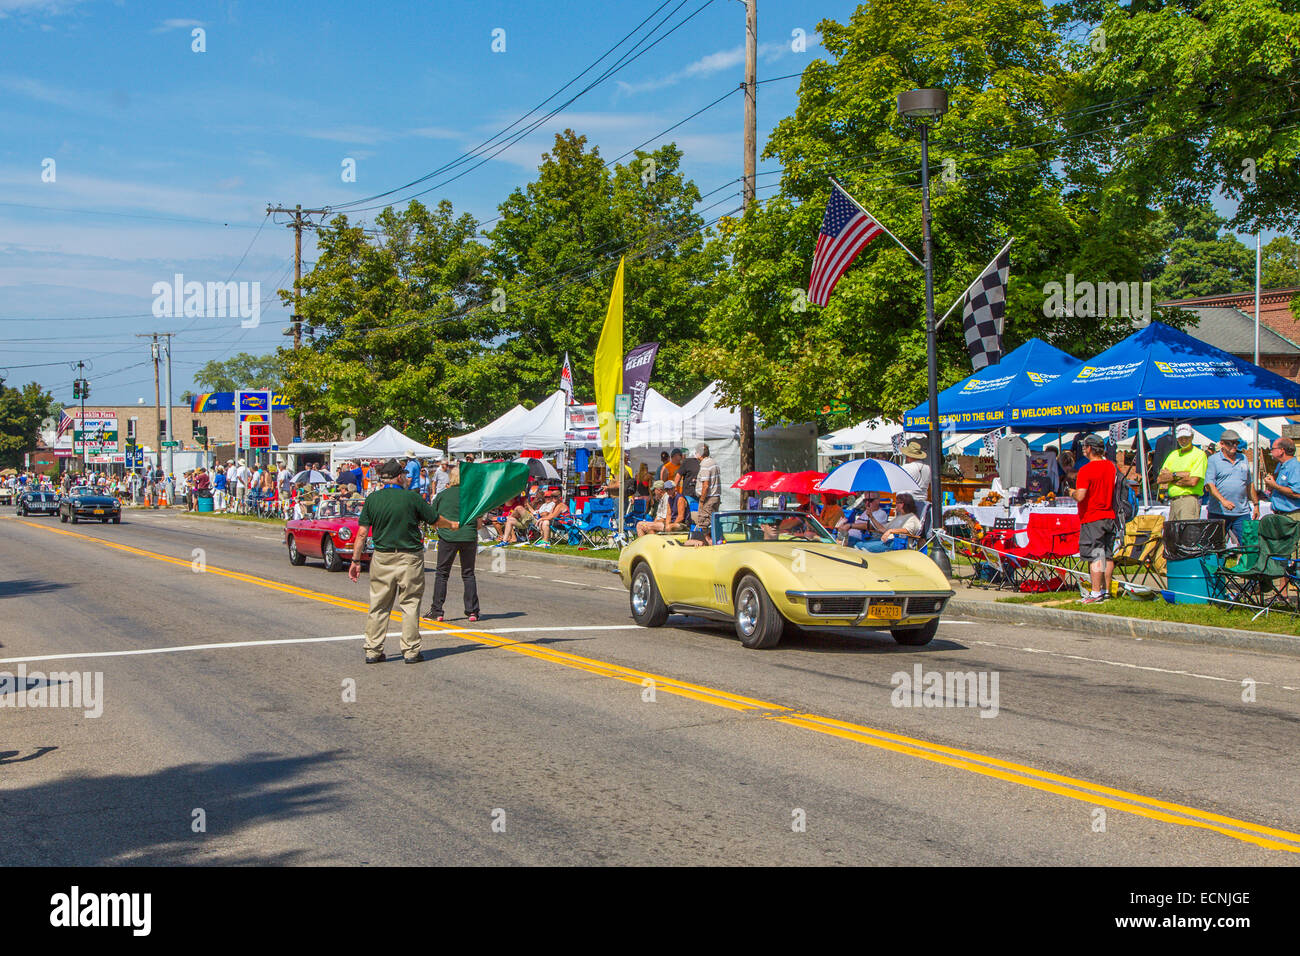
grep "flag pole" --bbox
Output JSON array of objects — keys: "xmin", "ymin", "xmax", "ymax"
[
  {"xmin": 937, "ymin": 237, "xmax": 1015, "ymax": 327},
  {"xmin": 829, "ymin": 176, "xmax": 923, "ymax": 268}
]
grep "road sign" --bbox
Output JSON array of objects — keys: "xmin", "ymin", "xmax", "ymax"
[
  {"xmin": 161, "ymin": 440, "xmax": 180, "ymax": 448},
  {"xmin": 614, "ymin": 394, "xmax": 631, "ymax": 422}
]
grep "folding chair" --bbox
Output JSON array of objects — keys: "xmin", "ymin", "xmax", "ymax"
[
  {"xmin": 622, "ymin": 497, "xmax": 648, "ymax": 536},
  {"xmin": 569, "ymin": 498, "xmax": 617, "ymax": 549},
  {"xmin": 1113, "ymin": 514, "xmax": 1166, "ymax": 592},
  {"xmin": 1216, "ymin": 515, "xmax": 1300, "ymax": 614}
]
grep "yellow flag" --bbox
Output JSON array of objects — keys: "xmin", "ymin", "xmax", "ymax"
[{"xmin": 595, "ymin": 258, "xmax": 625, "ymax": 473}]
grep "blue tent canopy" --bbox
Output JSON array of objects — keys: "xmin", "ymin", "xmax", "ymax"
[
  {"xmin": 1009, "ymin": 321, "xmax": 1300, "ymax": 428},
  {"xmin": 903, "ymin": 338, "xmax": 1083, "ymax": 431}
]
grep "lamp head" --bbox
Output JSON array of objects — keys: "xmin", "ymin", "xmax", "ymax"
[{"xmin": 897, "ymin": 88, "xmax": 948, "ymax": 123}]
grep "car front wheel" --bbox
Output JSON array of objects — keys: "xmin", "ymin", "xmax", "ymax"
[
  {"xmin": 70, "ymin": 512, "xmax": 78, "ymax": 524},
  {"xmin": 322, "ymin": 536, "xmax": 343, "ymax": 572},
  {"xmin": 891, "ymin": 618, "xmax": 940, "ymax": 646},
  {"xmin": 629, "ymin": 563, "xmax": 668, "ymax": 627},
  {"xmin": 734, "ymin": 574, "xmax": 783, "ymax": 649}
]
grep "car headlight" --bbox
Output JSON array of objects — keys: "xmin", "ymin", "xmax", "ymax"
[
  {"xmin": 338, "ymin": 527, "xmax": 352, "ymax": 541},
  {"xmin": 811, "ymin": 600, "xmax": 823, "ymax": 613}
]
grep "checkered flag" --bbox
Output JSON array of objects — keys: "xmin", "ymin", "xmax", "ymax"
[
  {"xmin": 983, "ymin": 427, "xmax": 1005, "ymax": 458},
  {"xmin": 891, "ymin": 431, "xmax": 906, "ymax": 456},
  {"xmin": 962, "ymin": 247, "xmax": 1011, "ymax": 371},
  {"xmin": 1109, "ymin": 420, "xmax": 1129, "ymax": 444}
]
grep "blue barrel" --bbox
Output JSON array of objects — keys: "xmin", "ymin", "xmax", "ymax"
[
  {"xmin": 1165, "ymin": 554, "xmax": 1221, "ymax": 604},
  {"xmin": 196, "ymin": 495, "xmax": 214, "ymax": 513}
]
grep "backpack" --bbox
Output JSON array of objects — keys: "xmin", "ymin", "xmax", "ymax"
[{"xmin": 1112, "ymin": 463, "xmax": 1137, "ymax": 526}]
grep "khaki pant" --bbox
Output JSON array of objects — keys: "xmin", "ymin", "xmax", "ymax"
[
  {"xmin": 364, "ymin": 551, "xmax": 426, "ymax": 656},
  {"xmin": 1167, "ymin": 495, "xmax": 1201, "ymax": 521},
  {"xmin": 695, "ymin": 496, "xmax": 720, "ymax": 530}
]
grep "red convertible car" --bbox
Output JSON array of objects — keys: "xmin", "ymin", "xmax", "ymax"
[{"xmin": 284, "ymin": 499, "xmax": 373, "ymax": 571}]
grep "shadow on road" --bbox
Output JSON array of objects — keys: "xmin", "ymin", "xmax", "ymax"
[
  {"xmin": 0, "ymin": 747, "xmax": 58, "ymax": 765},
  {"xmin": 0, "ymin": 750, "xmax": 347, "ymax": 865},
  {"xmin": 0, "ymin": 579, "xmax": 71, "ymax": 599}
]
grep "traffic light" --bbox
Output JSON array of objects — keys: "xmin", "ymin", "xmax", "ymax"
[
  {"xmin": 80, "ymin": 380, "xmax": 89, "ymax": 399},
  {"xmin": 73, "ymin": 380, "xmax": 81, "ymax": 399}
]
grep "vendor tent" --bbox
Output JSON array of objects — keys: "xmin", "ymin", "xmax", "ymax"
[
  {"xmin": 904, "ymin": 338, "xmax": 1083, "ymax": 431},
  {"xmin": 476, "ymin": 391, "xmax": 568, "ymax": 452},
  {"xmin": 447, "ymin": 404, "xmax": 528, "ymax": 454},
  {"xmin": 817, "ymin": 419, "xmax": 898, "ymax": 456},
  {"xmin": 1009, "ymin": 321, "xmax": 1300, "ymax": 427},
  {"xmin": 336, "ymin": 425, "xmax": 442, "ymax": 464}
]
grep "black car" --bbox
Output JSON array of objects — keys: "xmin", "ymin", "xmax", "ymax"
[
  {"xmin": 59, "ymin": 486, "xmax": 122, "ymax": 524},
  {"xmin": 16, "ymin": 488, "xmax": 60, "ymax": 517}
]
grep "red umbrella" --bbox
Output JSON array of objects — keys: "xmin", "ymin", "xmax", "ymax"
[
  {"xmin": 767, "ymin": 470, "xmax": 828, "ymax": 495},
  {"xmin": 732, "ymin": 470, "xmax": 784, "ymax": 491}
]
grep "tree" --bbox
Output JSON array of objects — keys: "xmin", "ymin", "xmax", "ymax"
[
  {"xmin": 485, "ymin": 131, "xmax": 722, "ymax": 407},
  {"xmin": 1262, "ymin": 235, "xmax": 1300, "ymax": 288},
  {"xmin": 694, "ymin": 0, "xmax": 1166, "ymax": 423},
  {"xmin": 1063, "ymin": 0, "xmax": 1300, "ymax": 233},
  {"xmin": 193, "ymin": 353, "xmax": 282, "ymax": 392},
  {"xmin": 1143, "ymin": 202, "xmax": 1255, "ymax": 299},
  {"xmin": 277, "ymin": 199, "xmax": 497, "ymax": 442},
  {"xmin": 0, "ymin": 379, "xmax": 56, "ymax": 469}
]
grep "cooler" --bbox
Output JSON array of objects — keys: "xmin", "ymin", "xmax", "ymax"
[{"xmin": 1165, "ymin": 554, "xmax": 1222, "ymax": 604}]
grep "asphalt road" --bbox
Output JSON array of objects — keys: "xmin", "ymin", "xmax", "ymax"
[{"xmin": 2, "ymin": 508, "xmax": 1299, "ymax": 865}]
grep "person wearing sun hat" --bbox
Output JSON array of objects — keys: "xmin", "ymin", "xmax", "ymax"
[
  {"xmin": 900, "ymin": 438, "xmax": 931, "ymax": 500},
  {"xmin": 1158, "ymin": 423, "xmax": 1208, "ymax": 521},
  {"xmin": 1204, "ymin": 428, "xmax": 1258, "ymax": 544}
]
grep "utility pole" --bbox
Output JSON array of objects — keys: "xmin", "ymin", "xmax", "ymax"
[
  {"xmin": 739, "ymin": 0, "xmax": 758, "ymax": 477},
  {"xmin": 75, "ymin": 360, "xmax": 86, "ymax": 472},
  {"xmin": 267, "ymin": 204, "xmax": 327, "ymax": 441},
  {"xmin": 137, "ymin": 332, "xmax": 175, "ymax": 497}
]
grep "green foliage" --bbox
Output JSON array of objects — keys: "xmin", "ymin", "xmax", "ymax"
[
  {"xmin": 485, "ymin": 131, "xmax": 722, "ymax": 406},
  {"xmin": 0, "ymin": 379, "xmax": 57, "ymax": 469},
  {"xmin": 1262, "ymin": 235, "xmax": 1300, "ymax": 288},
  {"xmin": 277, "ymin": 199, "xmax": 496, "ymax": 443},
  {"xmin": 1143, "ymin": 202, "xmax": 1255, "ymax": 298},
  {"xmin": 1064, "ymin": 0, "xmax": 1300, "ymax": 232},
  {"xmin": 194, "ymin": 353, "xmax": 282, "ymax": 393}
]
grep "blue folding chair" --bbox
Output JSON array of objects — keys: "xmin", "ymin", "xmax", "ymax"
[
  {"xmin": 623, "ymin": 497, "xmax": 648, "ymax": 535},
  {"xmin": 569, "ymin": 498, "xmax": 617, "ymax": 548}
]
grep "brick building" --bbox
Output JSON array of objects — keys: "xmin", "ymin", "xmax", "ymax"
[
  {"xmin": 1159, "ymin": 287, "xmax": 1300, "ymax": 381},
  {"xmin": 57, "ymin": 404, "xmax": 293, "ymax": 460}
]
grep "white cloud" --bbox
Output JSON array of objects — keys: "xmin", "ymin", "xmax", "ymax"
[
  {"xmin": 616, "ymin": 39, "xmax": 817, "ymax": 96},
  {"xmin": 151, "ymin": 18, "xmax": 206, "ymax": 33}
]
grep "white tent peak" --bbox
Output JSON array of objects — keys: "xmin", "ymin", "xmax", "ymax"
[{"xmin": 339, "ymin": 424, "xmax": 442, "ymax": 460}]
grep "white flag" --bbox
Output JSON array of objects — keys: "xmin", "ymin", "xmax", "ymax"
[{"xmin": 560, "ymin": 352, "xmax": 574, "ymax": 405}]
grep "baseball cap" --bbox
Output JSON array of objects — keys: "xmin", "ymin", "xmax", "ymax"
[
  {"xmin": 663, "ymin": 479, "xmax": 675, "ymax": 489},
  {"xmin": 377, "ymin": 458, "xmax": 404, "ymax": 479},
  {"xmin": 1082, "ymin": 434, "xmax": 1105, "ymax": 449},
  {"xmin": 1176, "ymin": 424, "xmax": 1194, "ymax": 438},
  {"xmin": 652, "ymin": 480, "xmax": 664, "ymax": 491},
  {"xmin": 1219, "ymin": 428, "xmax": 1240, "ymax": 443}
]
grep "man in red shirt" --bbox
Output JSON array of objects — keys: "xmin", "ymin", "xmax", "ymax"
[{"xmin": 1069, "ymin": 434, "xmax": 1118, "ymax": 604}]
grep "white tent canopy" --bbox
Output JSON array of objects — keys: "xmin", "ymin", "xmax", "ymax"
[
  {"xmin": 447, "ymin": 404, "xmax": 528, "ymax": 453},
  {"xmin": 336, "ymin": 425, "xmax": 443, "ymax": 462},
  {"xmin": 817, "ymin": 419, "xmax": 899, "ymax": 456},
  {"xmin": 477, "ymin": 391, "xmax": 569, "ymax": 452}
]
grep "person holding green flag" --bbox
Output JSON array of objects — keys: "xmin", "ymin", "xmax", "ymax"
[{"xmin": 428, "ymin": 459, "xmax": 529, "ymax": 623}]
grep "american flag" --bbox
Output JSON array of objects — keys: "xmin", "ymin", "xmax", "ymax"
[
  {"xmin": 56, "ymin": 411, "xmax": 73, "ymax": 439},
  {"xmin": 807, "ymin": 182, "xmax": 884, "ymax": 306}
]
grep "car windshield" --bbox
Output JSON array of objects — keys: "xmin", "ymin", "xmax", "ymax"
[
  {"xmin": 317, "ymin": 500, "xmax": 362, "ymax": 519},
  {"xmin": 71, "ymin": 487, "xmax": 95, "ymax": 496},
  {"xmin": 714, "ymin": 511, "xmax": 835, "ymax": 544}
]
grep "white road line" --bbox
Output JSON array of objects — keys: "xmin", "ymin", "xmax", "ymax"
[
  {"xmin": 550, "ymin": 578, "xmax": 624, "ymax": 591},
  {"xmin": 252, "ymin": 535, "xmax": 282, "ymax": 541},
  {"xmin": 0, "ymin": 625, "xmax": 643, "ymax": 665},
  {"xmin": 964, "ymin": 638, "xmax": 1298, "ymax": 691}
]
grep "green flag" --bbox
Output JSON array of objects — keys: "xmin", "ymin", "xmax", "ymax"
[{"xmin": 458, "ymin": 460, "xmax": 530, "ymax": 525}]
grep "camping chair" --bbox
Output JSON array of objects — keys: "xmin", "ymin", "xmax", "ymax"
[
  {"xmin": 1113, "ymin": 514, "xmax": 1166, "ymax": 593},
  {"xmin": 569, "ymin": 498, "xmax": 617, "ymax": 549},
  {"xmin": 968, "ymin": 518, "xmax": 1021, "ymax": 589},
  {"xmin": 1001, "ymin": 512, "xmax": 1071, "ymax": 592},
  {"xmin": 1216, "ymin": 515, "xmax": 1300, "ymax": 615},
  {"xmin": 622, "ymin": 497, "xmax": 648, "ymax": 536}
]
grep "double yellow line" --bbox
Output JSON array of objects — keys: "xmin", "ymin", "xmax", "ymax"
[{"xmin": 21, "ymin": 519, "xmax": 1300, "ymax": 854}]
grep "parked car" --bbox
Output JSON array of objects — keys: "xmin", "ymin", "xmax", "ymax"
[
  {"xmin": 59, "ymin": 485, "xmax": 122, "ymax": 524},
  {"xmin": 618, "ymin": 510, "xmax": 952, "ymax": 649},
  {"xmin": 284, "ymin": 499, "xmax": 372, "ymax": 571},
  {"xmin": 16, "ymin": 488, "xmax": 60, "ymax": 517}
]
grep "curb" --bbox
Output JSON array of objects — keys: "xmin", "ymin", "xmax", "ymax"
[
  {"xmin": 493, "ymin": 548, "xmax": 622, "ymax": 574},
  {"xmin": 948, "ymin": 596, "xmax": 1300, "ymax": 658}
]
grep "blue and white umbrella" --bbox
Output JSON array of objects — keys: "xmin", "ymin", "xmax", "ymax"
[{"xmin": 815, "ymin": 458, "xmax": 921, "ymax": 495}]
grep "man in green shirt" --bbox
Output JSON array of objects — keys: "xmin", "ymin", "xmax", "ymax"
[
  {"xmin": 427, "ymin": 463, "xmax": 484, "ymax": 623},
  {"xmin": 349, "ymin": 458, "xmax": 457, "ymax": 664},
  {"xmin": 1157, "ymin": 423, "xmax": 1209, "ymax": 522}
]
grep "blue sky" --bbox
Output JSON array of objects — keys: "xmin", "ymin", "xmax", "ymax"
[{"xmin": 1, "ymin": 0, "xmax": 842, "ymax": 406}]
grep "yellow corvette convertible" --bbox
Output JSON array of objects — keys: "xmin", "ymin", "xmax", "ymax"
[{"xmin": 618, "ymin": 510, "xmax": 953, "ymax": 649}]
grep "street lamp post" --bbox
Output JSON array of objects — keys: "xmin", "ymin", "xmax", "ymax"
[{"xmin": 898, "ymin": 88, "xmax": 950, "ymax": 575}]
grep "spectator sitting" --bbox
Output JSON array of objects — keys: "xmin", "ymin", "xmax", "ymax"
[
  {"xmin": 533, "ymin": 490, "xmax": 569, "ymax": 546},
  {"xmin": 501, "ymin": 492, "xmax": 543, "ymax": 544},
  {"xmin": 855, "ymin": 493, "xmax": 922, "ymax": 552},
  {"xmin": 636, "ymin": 481, "xmax": 669, "ymax": 537},
  {"xmin": 839, "ymin": 493, "xmax": 889, "ymax": 546}
]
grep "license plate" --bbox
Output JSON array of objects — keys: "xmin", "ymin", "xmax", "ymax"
[
  {"xmin": 866, "ymin": 603, "xmax": 902, "ymax": 621},
  {"xmin": 93, "ymin": 509, "xmax": 104, "ymax": 514}
]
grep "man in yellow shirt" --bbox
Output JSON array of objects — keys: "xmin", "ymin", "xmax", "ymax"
[{"xmin": 1157, "ymin": 423, "xmax": 1208, "ymax": 521}]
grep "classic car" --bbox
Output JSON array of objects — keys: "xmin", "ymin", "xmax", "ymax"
[
  {"xmin": 284, "ymin": 499, "xmax": 373, "ymax": 571},
  {"xmin": 0, "ymin": 484, "xmax": 14, "ymax": 506},
  {"xmin": 58, "ymin": 485, "xmax": 122, "ymax": 523},
  {"xmin": 618, "ymin": 510, "xmax": 952, "ymax": 649},
  {"xmin": 16, "ymin": 487, "xmax": 60, "ymax": 517}
]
